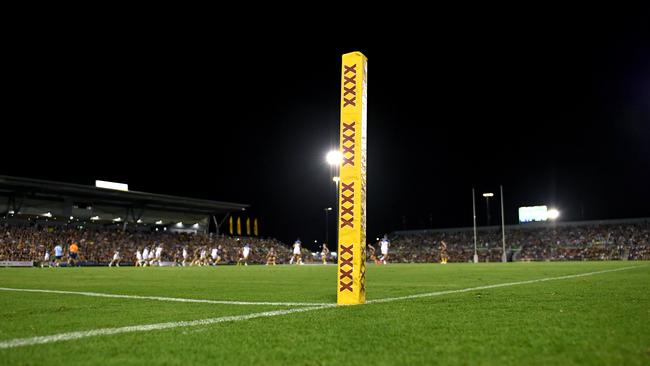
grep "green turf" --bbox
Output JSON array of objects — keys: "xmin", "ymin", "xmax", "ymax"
[{"xmin": 0, "ymin": 262, "xmax": 648, "ymax": 365}]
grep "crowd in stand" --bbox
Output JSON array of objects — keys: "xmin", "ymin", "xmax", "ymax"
[
  {"xmin": 1, "ymin": 221, "xmax": 648, "ymax": 266},
  {"xmin": 0, "ymin": 224, "xmax": 302, "ymax": 266},
  {"xmin": 388, "ymin": 222, "xmax": 649, "ymax": 263}
]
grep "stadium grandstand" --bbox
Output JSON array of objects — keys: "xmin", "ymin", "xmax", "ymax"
[
  {"xmin": 387, "ymin": 217, "xmax": 650, "ymax": 263},
  {"xmin": 0, "ymin": 175, "xmax": 299, "ymax": 266},
  {"xmin": 1, "ymin": 176, "xmax": 647, "ymax": 267}
]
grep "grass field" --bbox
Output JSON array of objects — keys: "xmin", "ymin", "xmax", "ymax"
[{"xmin": 0, "ymin": 262, "xmax": 648, "ymax": 365}]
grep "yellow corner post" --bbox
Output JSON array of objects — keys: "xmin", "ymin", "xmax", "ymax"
[{"xmin": 337, "ymin": 52, "xmax": 367, "ymax": 305}]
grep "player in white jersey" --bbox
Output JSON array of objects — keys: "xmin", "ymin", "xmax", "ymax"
[
  {"xmin": 135, "ymin": 248, "xmax": 143, "ymax": 267},
  {"xmin": 109, "ymin": 249, "xmax": 121, "ymax": 267},
  {"xmin": 379, "ymin": 234, "xmax": 390, "ymax": 265},
  {"xmin": 237, "ymin": 244, "xmax": 251, "ymax": 266},
  {"xmin": 152, "ymin": 244, "xmax": 163, "ymax": 266},
  {"xmin": 210, "ymin": 245, "xmax": 223, "ymax": 265},
  {"xmin": 142, "ymin": 247, "xmax": 150, "ymax": 267},
  {"xmin": 290, "ymin": 238, "xmax": 303, "ymax": 265},
  {"xmin": 147, "ymin": 246, "xmax": 155, "ymax": 265},
  {"xmin": 182, "ymin": 246, "xmax": 189, "ymax": 266}
]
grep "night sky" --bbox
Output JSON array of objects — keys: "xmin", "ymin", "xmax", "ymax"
[{"xmin": 5, "ymin": 12, "xmax": 649, "ymax": 249}]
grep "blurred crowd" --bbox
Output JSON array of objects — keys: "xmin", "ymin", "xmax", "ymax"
[
  {"xmin": 388, "ymin": 222, "xmax": 649, "ymax": 262},
  {"xmin": 0, "ymin": 224, "xmax": 305, "ymax": 265},
  {"xmin": 2, "ymin": 221, "xmax": 648, "ymax": 266}
]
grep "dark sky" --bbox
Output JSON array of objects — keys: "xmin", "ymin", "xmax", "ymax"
[{"xmin": 4, "ymin": 11, "xmax": 649, "ymax": 249}]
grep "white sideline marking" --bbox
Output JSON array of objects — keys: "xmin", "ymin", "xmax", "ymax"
[
  {"xmin": 0, "ymin": 305, "xmax": 335, "ymax": 350},
  {"xmin": 366, "ymin": 265, "xmax": 641, "ymax": 304},
  {"xmin": 0, "ymin": 287, "xmax": 330, "ymax": 307},
  {"xmin": 0, "ymin": 265, "xmax": 641, "ymax": 349}
]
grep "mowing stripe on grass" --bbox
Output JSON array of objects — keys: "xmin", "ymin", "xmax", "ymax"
[
  {"xmin": 0, "ymin": 265, "xmax": 642, "ymax": 349},
  {"xmin": 0, "ymin": 287, "xmax": 330, "ymax": 307},
  {"xmin": 366, "ymin": 265, "xmax": 641, "ymax": 304}
]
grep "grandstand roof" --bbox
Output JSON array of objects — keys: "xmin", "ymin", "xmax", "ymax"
[{"xmin": 0, "ymin": 175, "xmax": 248, "ymax": 226}]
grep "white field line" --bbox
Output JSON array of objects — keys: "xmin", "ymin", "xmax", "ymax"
[
  {"xmin": 0, "ymin": 305, "xmax": 335, "ymax": 350},
  {"xmin": 0, "ymin": 287, "xmax": 330, "ymax": 307},
  {"xmin": 0, "ymin": 265, "xmax": 642, "ymax": 349},
  {"xmin": 366, "ymin": 265, "xmax": 641, "ymax": 304}
]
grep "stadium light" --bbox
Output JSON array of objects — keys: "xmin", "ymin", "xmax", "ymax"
[
  {"xmin": 113, "ymin": 217, "xmax": 122, "ymax": 222},
  {"xmin": 42, "ymin": 212, "xmax": 52, "ymax": 218},
  {"xmin": 137, "ymin": 219, "xmax": 143, "ymax": 223},
  {"xmin": 90, "ymin": 216, "xmax": 100, "ymax": 221},
  {"xmin": 547, "ymin": 209, "xmax": 560, "ymax": 220},
  {"xmin": 95, "ymin": 180, "xmax": 128, "ymax": 191},
  {"xmin": 192, "ymin": 223, "xmax": 199, "ymax": 228},
  {"xmin": 155, "ymin": 220, "xmax": 163, "ymax": 225},
  {"xmin": 8, "ymin": 210, "xmax": 14, "ymax": 215},
  {"xmin": 326, "ymin": 150, "xmax": 342, "ymax": 166},
  {"xmin": 482, "ymin": 193, "xmax": 494, "ymax": 197},
  {"xmin": 176, "ymin": 222, "xmax": 183, "ymax": 227},
  {"xmin": 69, "ymin": 216, "xmax": 74, "ymax": 220}
]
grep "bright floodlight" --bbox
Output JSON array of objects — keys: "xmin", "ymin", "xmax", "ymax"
[
  {"xmin": 95, "ymin": 180, "xmax": 129, "ymax": 191},
  {"xmin": 137, "ymin": 219, "xmax": 143, "ymax": 223},
  {"xmin": 547, "ymin": 209, "xmax": 560, "ymax": 220},
  {"xmin": 482, "ymin": 193, "xmax": 494, "ymax": 197},
  {"xmin": 112, "ymin": 217, "xmax": 122, "ymax": 222},
  {"xmin": 155, "ymin": 220, "xmax": 163, "ymax": 225},
  {"xmin": 192, "ymin": 223, "xmax": 199, "ymax": 228},
  {"xmin": 42, "ymin": 212, "xmax": 52, "ymax": 218},
  {"xmin": 176, "ymin": 222, "xmax": 183, "ymax": 227},
  {"xmin": 90, "ymin": 216, "xmax": 100, "ymax": 221},
  {"xmin": 325, "ymin": 207, "xmax": 333, "ymax": 211},
  {"xmin": 326, "ymin": 150, "xmax": 342, "ymax": 166}
]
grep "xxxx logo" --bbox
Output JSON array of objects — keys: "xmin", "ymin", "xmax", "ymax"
[
  {"xmin": 340, "ymin": 181, "xmax": 354, "ymax": 229},
  {"xmin": 343, "ymin": 64, "xmax": 357, "ymax": 108},
  {"xmin": 339, "ymin": 244, "xmax": 353, "ymax": 292},
  {"xmin": 341, "ymin": 121, "xmax": 355, "ymax": 167}
]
